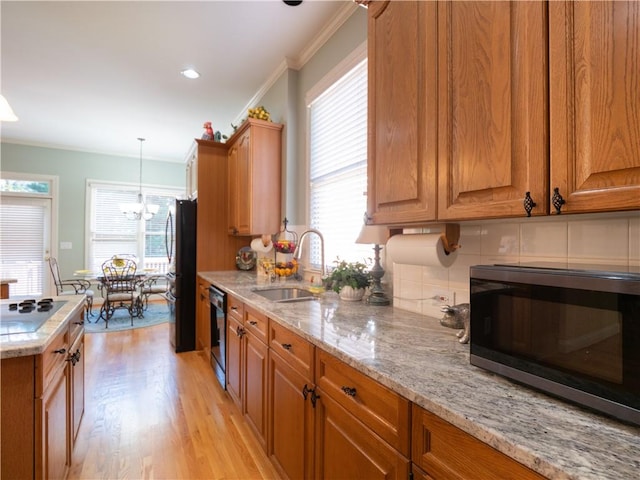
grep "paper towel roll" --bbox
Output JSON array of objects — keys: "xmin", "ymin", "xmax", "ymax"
[
  {"xmin": 386, "ymin": 233, "xmax": 458, "ymax": 267},
  {"xmin": 250, "ymin": 237, "xmax": 273, "ymax": 253}
]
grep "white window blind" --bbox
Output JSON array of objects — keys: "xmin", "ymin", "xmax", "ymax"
[
  {"xmin": 87, "ymin": 182, "xmax": 181, "ymax": 273},
  {"xmin": 0, "ymin": 197, "xmax": 48, "ymax": 296},
  {"xmin": 308, "ymin": 59, "xmax": 370, "ymax": 271}
]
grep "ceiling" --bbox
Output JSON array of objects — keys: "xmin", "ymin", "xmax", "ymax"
[{"xmin": 1, "ymin": 0, "xmax": 354, "ymax": 163}]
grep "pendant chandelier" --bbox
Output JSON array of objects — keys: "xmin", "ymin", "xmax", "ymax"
[{"xmin": 120, "ymin": 138, "xmax": 159, "ymax": 220}]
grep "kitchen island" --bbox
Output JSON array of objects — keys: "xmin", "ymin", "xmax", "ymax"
[
  {"xmin": 1, "ymin": 295, "xmax": 86, "ymax": 479},
  {"xmin": 201, "ymin": 271, "xmax": 639, "ymax": 480}
]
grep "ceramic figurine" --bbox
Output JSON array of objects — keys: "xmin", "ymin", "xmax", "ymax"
[
  {"xmin": 440, "ymin": 303, "xmax": 470, "ymax": 344},
  {"xmin": 202, "ymin": 121, "xmax": 214, "ymax": 140}
]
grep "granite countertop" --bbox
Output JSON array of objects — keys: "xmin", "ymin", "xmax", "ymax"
[
  {"xmin": 201, "ymin": 270, "xmax": 640, "ymax": 480},
  {"xmin": 0, "ymin": 295, "xmax": 85, "ymax": 359}
]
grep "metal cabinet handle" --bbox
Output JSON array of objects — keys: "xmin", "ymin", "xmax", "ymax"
[
  {"xmin": 552, "ymin": 187, "xmax": 566, "ymax": 214},
  {"xmin": 236, "ymin": 326, "xmax": 246, "ymax": 337},
  {"xmin": 341, "ymin": 386, "xmax": 357, "ymax": 397},
  {"xmin": 54, "ymin": 348, "xmax": 66, "ymax": 354},
  {"xmin": 249, "ymin": 320, "xmax": 258, "ymax": 326},
  {"xmin": 523, "ymin": 192, "xmax": 536, "ymax": 217},
  {"xmin": 281, "ymin": 343, "xmax": 292, "ymax": 350}
]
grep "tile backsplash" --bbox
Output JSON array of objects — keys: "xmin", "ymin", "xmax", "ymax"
[{"xmin": 389, "ymin": 211, "xmax": 640, "ymax": 318}]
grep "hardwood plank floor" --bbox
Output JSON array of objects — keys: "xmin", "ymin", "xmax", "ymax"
[{"xmin": 68, "ymin": 322, "xmax": 281, "ymax": 479}]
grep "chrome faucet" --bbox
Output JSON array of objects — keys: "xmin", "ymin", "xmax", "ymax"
[{"xmin": 293, "ymin": 229, "xmax": 326, "ymax": 277}]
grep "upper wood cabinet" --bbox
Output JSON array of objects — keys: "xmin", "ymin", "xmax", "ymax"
[
  {"xmin": 367, "ymin": 0, "xmax": 438, "ymax": 224},
  {"xmin": 226, "ymin": 118, "xmax": 283, "ymax": 236},
  {"xmin": 549, "ymin": 0, "xmax": 640, "ymax": 214},
  {"xmin": 366, "ymin": 0, "xmax": 639, "ymax": 224},
  {"xmin": 188, "ymin": 139, "xmax": 246, "ymax": 272},
  {"xmin": 437, "ymin": 1, "xmax": 549, "ymax": 220}
]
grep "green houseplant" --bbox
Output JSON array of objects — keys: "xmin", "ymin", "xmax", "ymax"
[{"xmin": 322, "ymin": 259, "xmax": 371, "ymax": 301}]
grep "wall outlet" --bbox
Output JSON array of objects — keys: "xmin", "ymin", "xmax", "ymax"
[{"xmin": 432, "ymin": 288, "xmax": 454, "ymax": 306}]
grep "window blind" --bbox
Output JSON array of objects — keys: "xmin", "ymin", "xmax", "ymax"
[
  {"xmin": 308, "ymin": 59, "xmax": 370, "ymax": 270},
  {"xmin": 88, "ymin": 182, "xmax": 181, "ymax": 273}
]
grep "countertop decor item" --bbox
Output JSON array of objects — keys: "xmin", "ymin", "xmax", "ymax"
[
  {"xmin": 235, "ymin": 246, "xmax": 257, "ymax": 271},
  {"xmin": 356, "ymin": 223, "xmax": 390, "ymax": 305},
  {"xmin": 440, "ymin": 303, "xmax": 470, "ymax": 344},
  {"xmin": 322, "ymin": 259, "xmax": 370, "ymax": 300}
]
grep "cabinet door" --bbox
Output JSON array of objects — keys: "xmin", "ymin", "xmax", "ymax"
[
  {"xmin": 244, "ymin": 332, "xmax": 268, "ymax": 450},
  {"xmin": 315, "ymin": 392, "xmax": 410, "ymax": 480},
  {"xmin": 70, "ymin": 333, "xmax": 85, "ymax": 446},
  {"xmin": 367, "ymin": 0, "xmax": 438, "ymax": 225},
  {"xmin": 227, "ymin": 130, "xmax": 251, "ymax": 235},
  {"xmin": 437, "ymin": 1, "xmax": 548, "ymax": 220},
  {"xmin": 268, "ymin": 350, "xmax": 315, "ymax": 480},
  {"xmin": 549, "ymin": 1, "xmax": 640, "ymax": 213},
  {"xmin": 226, "ymin": 314, "xmax": 243, "ymax": 407},
  {"xmin": 38, "ymin": 364, "xmax": 69, "ymax": 480}
]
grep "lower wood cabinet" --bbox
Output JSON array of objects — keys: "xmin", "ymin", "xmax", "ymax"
[
  {"xmin": 411, "ymin": 404, "xmax": 545, "ymax": 480},
  {"xmin": 268, "ymin": 344, "xmax": 315, "ymax": 480},
  {"xmin": 315, "ymin": 392, "xmax": 410, "ymax": 480},
  {"xmin": 1, "ymin": 307, "xmax": 85, "ymax": 480},
  {"xmin": 225, "ymin": 296, "xmax": 269, "ymax": 449},
  {"xmin": 195, "ymin": 276, "xmax": 211, "ymax": 352}
]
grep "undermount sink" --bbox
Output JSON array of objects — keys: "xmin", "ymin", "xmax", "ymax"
[{"xmin": 252, "ymin": 287, "xmax": 317, "ymax": 303}]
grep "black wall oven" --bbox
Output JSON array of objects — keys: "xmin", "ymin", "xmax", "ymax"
[
  {"xmin": 209, "ymin": 285, "xmax": 227, "ymax": 390},
  {"xmin": 470, "ymin": 263, "xmax": 640, "ymax": 426}
]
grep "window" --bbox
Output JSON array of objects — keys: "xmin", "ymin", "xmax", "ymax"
[
  {"xmin": 307, "ymin": 48, "xmax": 370, "ymax": 271},
  {"xmin": 87, "ymin": 181, "xmax": 181, "ymax": 273}
]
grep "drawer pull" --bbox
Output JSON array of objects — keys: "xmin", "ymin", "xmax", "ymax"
[
  {"xmin": 74, "ymin": 321, "xmax": 84, "ymax": 326},
  {"xmin": 249, "ymin": 320, "xmax": 258, "ymax": 326},
  {"xmin": 54, "ymin": 348, "xmax": 66, "ymax": 355},
  {"xmin": 341, "ymin": 386, "xmax": 357, "ymax": 397},
  {"xmin": 281, "ymin": 343, "xmax": 292, "ymax": 350}
]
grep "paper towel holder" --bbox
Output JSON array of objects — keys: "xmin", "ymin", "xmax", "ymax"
[{"xmin": 440, "ymin": 224, "xmax": 461, "ymax": 254}]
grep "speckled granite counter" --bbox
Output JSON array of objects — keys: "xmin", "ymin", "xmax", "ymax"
[
  {"xmin": 0, "ymin": 295, "xmax": 85, "ymax": 359},
  {"xmin": 201, "ymin": 271, "xmax": 639, "ymax": 480}
]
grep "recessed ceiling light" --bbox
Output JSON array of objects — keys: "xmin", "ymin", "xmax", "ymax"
[{"xmin": 181, "ymin": 69, "xmax": 200, "ymax": 79}]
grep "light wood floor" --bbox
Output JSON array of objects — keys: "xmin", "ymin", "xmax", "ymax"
[{"xmin": 68, "ymin": 322, "xmax": 281, "ymax": 479}]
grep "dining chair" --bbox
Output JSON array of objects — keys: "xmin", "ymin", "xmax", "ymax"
[
  {"xmin": 48, "ymin": 257, "xmax": 94, "ymax": 317},
  {"xmin": 139, "ymin": 274, "xmax": 170, "ymax": 311},
  {"xmin": 99, "ymin": 257, "xmax": 139, "ymax": 328}
]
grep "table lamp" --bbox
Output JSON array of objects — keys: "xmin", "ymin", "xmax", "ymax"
[{"xmin": 356, "ymin": 224, "xmax": 390, "ymax": 305}]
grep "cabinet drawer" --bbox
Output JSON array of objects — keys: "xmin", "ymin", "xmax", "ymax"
[
  {"xmin": 244, "ymin": 304, "xmax": 268, "ymax": 344},
  {"xmin": 412, "ymin": 404, "xmax": 546, "ymax": 479},
  {"xmin": 36, "ymin": 327, "xmax": 69, "ymax": 397},
  {"xmin": 269, "ymin": 321, "xmax": 314, "ymax": 380},
  {"xmin": 316, "ymin": 349, "xmax": 411, "ymax": 457},
  {"xmin": 227, "ymin": 294, "xmax": 244, "ymax": 321}
]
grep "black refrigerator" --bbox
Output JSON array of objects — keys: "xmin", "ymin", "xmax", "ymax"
[{"xmin": 169, "ymin": 199, "xmax": 197, "ymax": 352}]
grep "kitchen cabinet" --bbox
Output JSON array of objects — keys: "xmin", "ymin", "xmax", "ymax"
[
  {"xmin": 314, "ymin": 349, "xmax": 411, "ymax": 479},
  {"xmin": 549, "ymin": 0, "xmax": 640, "ymax": 214},
  {"xmin": 226, "ymin": 295, "xmax": 245, "ymax": 407},
  {"xmin": 366, "ymin": 0, "xmax": 638, "ymax": 225},
  {"xmin": 366, "ymin": 0, "xmax": 438, "ymax": 225},
  {"xmin": 436, "ymin": 1, "xmax": 548, "ymax": 220},
  {"xmin": 412, "ymin": 404, "xmax": 545, "ymax": 479},
  {"xmin": 196, "ymin": 276, "xmax": 211, "ymax": 352},
  {"xmin": 1, "ymin": 308, "xmax": 85, "ymax": 480},
  {"xmin": 225, "ymin": 296, "xmax": 270, "ymax": 450},
  {"xmin": 188, "ymin": 139, "xmax": 246, "ymax": 273},
  {"xmin": 268, "ymin": 321, "xmax": 316, "ymax": 480},
  {"xmin": 226, "ymin": 118, "xmax": 283, "ymax": 236}
]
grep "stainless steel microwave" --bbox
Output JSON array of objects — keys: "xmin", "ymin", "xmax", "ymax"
[{"xmin": 470, "ymin": 263, "xmax": 640, "ymax": 426}]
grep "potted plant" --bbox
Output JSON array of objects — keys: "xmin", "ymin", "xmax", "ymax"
[{"xmin": 322, "ymin": 259, "xmax": 371, "ymax": 301}]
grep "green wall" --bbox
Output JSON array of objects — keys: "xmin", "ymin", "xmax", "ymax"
[{"xmin": 0, "ymin": 142, "xmax": 184, "ymax": 276}]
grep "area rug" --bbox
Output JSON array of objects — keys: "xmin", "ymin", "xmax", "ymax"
[{"xmin": 85, "ymin": 302, "xmax": 170, "ymax": 333}]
